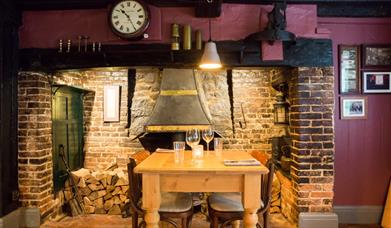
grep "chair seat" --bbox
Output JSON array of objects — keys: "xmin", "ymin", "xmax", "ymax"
[
  {"xmin": 160, "ymin": 192, "xmax": 193, "ymax": 213},
  {"xmin": 209, "ymin": 193, "xmax": 264, "ymax": 212}
]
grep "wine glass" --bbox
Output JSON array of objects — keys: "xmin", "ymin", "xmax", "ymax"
[
  {"xmin": 186, "ymin": 129, "xmax": 201, "ymax": 149},
  {"xmin": 202, "ymin": 127, "xmax": 214, "ymax": 152}
]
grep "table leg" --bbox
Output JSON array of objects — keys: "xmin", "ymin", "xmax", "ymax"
[
  {"xmin": 243, "ymin": 174, "xmax": 261, "ymax": 228},
  {"xmin": 143, "ymin": 174, "xmax": 161, "ymax": 228},
  {"xmin": 232, "ymin": 220, "xmax": 241, "ymax": 228}
]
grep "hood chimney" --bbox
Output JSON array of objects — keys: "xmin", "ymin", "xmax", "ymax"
[{"xmin": 145, "ymin": 68, "xmax": 211, "ymax": 132}]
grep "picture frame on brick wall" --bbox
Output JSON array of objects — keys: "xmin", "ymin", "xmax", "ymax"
[
  {"xmin": 363, "ymin": 72, "xmax": 391, "ymax": 93},
  {"xmin": 339, "ymin": 45, "xmax": 361, "ymax": 94},
  {"xmin": 340, "ymin": 96, "xmax": 367, "ymax": 119},
  {"xmin": 104, "ymin": 85, "xmax": 121, "ymax": 122}
]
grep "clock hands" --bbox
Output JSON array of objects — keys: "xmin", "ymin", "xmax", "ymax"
[{"xmin": 118, "ymin": 9, "xmax": 137, "ymax": 31}]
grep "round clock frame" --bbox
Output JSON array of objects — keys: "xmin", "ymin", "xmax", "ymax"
[{"xmin": 108, "ymin": 0, "xmax": 150, "ymax": 40}]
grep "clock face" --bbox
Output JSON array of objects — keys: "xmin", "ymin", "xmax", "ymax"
[{"xmin": 109, "ymin": 0, "xmax": 150, "ymax": 39}]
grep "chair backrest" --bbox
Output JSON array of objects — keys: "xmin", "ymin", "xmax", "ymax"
[
  {"xmin": 127, "ymin": 151, "xmax": 150, "ymax": 214},
  {"xmin": 261, "ymin": 160, "xmax": 275, "ymax": 210}
]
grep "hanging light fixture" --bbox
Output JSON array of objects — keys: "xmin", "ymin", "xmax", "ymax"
[{"xmin": 199, "ymin": 18, "xmax": 222, "ymax": 69}]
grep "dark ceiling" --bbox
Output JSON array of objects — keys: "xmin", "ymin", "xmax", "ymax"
[{"xmin": 15, "ymin": 0, "xmax": 391, "ymax": 17}]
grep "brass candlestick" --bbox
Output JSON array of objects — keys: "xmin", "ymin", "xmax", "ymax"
[
  {"xmin": 77, "ymin": 36, "xmax": 82, "ymax": 52},
  {"xmin": 58, "ymin": 39, "xmax": 63, "ymax": 53},
  {"xmin": 171, "ymin": 23, "xmax": 180, "ymax": 51},
  {"xmin": 84, "ymin": 36, "xmax": 89, "ymax": 52},
  {"xmin": 66, "ymin": 39, "xmax": 71, "ymax": 53},
  {"xmin": 195, "ymin": 30, "xmax": 202, "ymax": 50}
]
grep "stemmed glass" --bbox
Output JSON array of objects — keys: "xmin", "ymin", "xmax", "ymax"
[
  {"xmin": 202, "ymin": 127, "xmax": 214, "ymax": 152},
  {"xmin": 186, "ymin": 129, "xmax": 201, "ymax": 150}
]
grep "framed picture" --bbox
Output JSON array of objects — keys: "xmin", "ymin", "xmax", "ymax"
[
  {"xmin": 363, "ymin": 45, "xmax": 391, "ymax": 68},
  {"xmin": 339, "ymin": 45, "xmax": 360, "ymax": 94},
  {"xmin": 103, "ymin": 85, "xmax": 121, "ymax": 122},
  {"xmin": 340, "ymin": 96, "xmax": 368, "ymax": 119},
  {"xmin": 363, "ymin": 72, "xmax": 391, "ymax": 93}
]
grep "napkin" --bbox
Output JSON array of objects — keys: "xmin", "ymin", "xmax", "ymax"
[{"xmin": 223, "ymin": 159, "xmax": 261, "ymax": 166}]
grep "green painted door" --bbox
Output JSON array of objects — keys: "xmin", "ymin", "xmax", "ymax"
[{"xmin": 52, "ymin": 86, "xmax": 84, "ymax": 192}]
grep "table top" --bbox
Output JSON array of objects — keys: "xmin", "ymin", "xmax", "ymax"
[{"xmin": 134, "ymin": 150, "xmax": 269, "ymax": 174}]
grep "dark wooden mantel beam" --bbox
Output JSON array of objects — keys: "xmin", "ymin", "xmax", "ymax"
[{"xmin": 19, "ymin": 38, "xmax": 332, "ymax": 71}]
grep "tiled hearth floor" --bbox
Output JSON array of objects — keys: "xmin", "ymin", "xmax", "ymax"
[{"xmin": 41, "ymin": 212, "xmax": 295, "ymax": 228}]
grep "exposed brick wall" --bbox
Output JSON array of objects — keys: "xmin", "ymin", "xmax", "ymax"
[
  {"xmin": 228, "ymin": 69, "xmax": 287, "ymax": 152},
  {"xmin": 17, "ymin": 67, "xmax": 335, "ymax": 223},
  {"xmin": 53, "ymin": 69, "xmax": 160, "ymax": 168},
  {"xmin": 18, "ymin": 72, "xmax": 60, "ymax": 220},
  {"xmin": 288, "ymin": 67, "xmax": 335, "ymax": 222}
]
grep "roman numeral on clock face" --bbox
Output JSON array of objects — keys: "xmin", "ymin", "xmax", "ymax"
[{"xmin": 110, "ymin": 0, "xmax": 149, "ymax": 38}]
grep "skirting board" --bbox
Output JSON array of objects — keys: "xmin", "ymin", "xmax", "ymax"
[
  {"xmin": 299, "ymin": 212, "xmax": 338, "ymax": 228},
  {"xmin": 334, "ymin": 205, "xmax": 383, "ymax": 224}
]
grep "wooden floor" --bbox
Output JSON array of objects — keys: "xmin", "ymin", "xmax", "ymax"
[
  {"xmin": 41, "ymin": 212, "xmax": 382, "ymax": 228},
  {"xmin": 339, "ymin": 225, "xmax": 381, "ymax": 228},
  {"xmin": 41, "ymin": 212, "xmax": 295, "ymax": 228}
]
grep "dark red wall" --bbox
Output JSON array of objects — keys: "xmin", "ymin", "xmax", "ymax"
[
  {"xmin": 319, "ymin": 18, "xmax": 391, "ymax": 205},
  {"xmin": 19, "ymin": 4, "xmax": 323, "ymax": 49}
]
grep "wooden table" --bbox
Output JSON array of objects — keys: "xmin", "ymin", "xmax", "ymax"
[{"xmin": 134, "ymin": 150, "xmax": 269, "ymax": 228}]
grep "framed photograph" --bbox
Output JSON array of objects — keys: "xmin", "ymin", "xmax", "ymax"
[
  {"xmin": 340, "ymin": 96, "xmax": 368, "ymax": 119},
  {"xmin": 339, "ymin": 45, "xmax": 360, "ymax": 94},
  {"xmin": 363, "ymin": 72, "xmax": 391, "ymax": 93},
  {"xmin": 363, "ymin": 45, "xmax": 391, "ymax": 68},
  {"xmin": 103, "ymin": 85, "xmax": 121, "ymax": 122}
]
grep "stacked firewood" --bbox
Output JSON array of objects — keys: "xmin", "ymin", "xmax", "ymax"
[{"xmin": 63, "ymin": 162, "xmax": 130, "ymax": 215}]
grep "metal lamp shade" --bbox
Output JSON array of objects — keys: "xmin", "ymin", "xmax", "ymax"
[{"xmin": 199, "ymin": 41, "xmax": 222, "ymax": 69}]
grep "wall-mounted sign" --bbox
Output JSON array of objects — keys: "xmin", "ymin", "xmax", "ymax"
[{"xmin": 104, "ymin": 85, "xmax": 121, "ymax": 122}]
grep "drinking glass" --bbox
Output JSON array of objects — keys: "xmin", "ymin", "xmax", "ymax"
[
  {"xmin": 202, "ymin": 127, "xmax": 214, "ymax": 152},
  {"xmin": 192, "ymin": 144, "xmax": 204, "ymax": 165},
  {"xmin": 173, "ymin": 141, "xmax": 185, "ymax": 164},
  {"xmin": 214, "ymin": 138, "xmax": 223, "ymax": 158},
  {"xmin": 186, "ymin": 129, "xmax": 201, "ymax": 149}
]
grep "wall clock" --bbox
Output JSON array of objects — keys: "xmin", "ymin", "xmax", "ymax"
[{"xmin": 108, "ymin": 0, "xmax": 150, "ymax": 40}]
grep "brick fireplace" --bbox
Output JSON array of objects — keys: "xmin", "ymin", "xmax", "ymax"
[{"xmin": 17, "ymin": 66, "xmax": 334, "ymax": 224}]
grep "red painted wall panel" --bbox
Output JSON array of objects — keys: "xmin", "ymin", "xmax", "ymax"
[
  {"xmin": 19, "ymin": 4, "xmax": 324, "ymax": 49},
  {"xmin": 319, "ymin": 18, "xmax": 391, "ymax": 206}
]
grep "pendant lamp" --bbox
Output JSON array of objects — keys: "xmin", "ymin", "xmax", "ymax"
[{"xmin": 199, "ymin": 19, "xmax": 222, "ymax": 69}]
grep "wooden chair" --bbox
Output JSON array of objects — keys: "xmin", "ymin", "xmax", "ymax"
[
  {"xmin": 207, "ymin": 160, "xmax": 275, "ymax": 228},
  {"xmin": 127, "ymin": 156, "xmax": 194, "ymax": 228}
]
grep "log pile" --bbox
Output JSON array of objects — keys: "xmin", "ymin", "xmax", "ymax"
[{"xmin": 63, "ymin": 162, "xmax": 130, "ymax": 215}]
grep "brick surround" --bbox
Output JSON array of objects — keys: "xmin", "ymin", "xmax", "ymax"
[
  {"xmin": 288, "ymin": 67, "xmax": 335, "ymax": 221},
  {"xmin": 17, "ymin": 67, "xmax": 335, "ymax": 223},
  {"xmin": 18, "ymin": 72, "xmax": 58, "ymax": 219}
]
